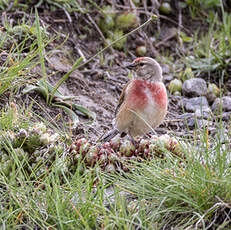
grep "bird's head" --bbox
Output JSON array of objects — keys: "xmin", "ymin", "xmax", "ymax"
[{"xmin": 126, "ymin": 57, "xmax": 163, "ymax": 82}]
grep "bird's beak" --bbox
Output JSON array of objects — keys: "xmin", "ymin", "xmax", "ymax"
[{"xmin": 125, "ymin": 62, "xmax": 136, "ymax": 69}]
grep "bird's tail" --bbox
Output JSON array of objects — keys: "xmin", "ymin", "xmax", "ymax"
[{"xmin": 100, "ymin": 128, "xmax": 120, "ymax": 143}]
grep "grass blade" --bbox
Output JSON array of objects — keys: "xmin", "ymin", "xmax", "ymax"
[{"xmin": 49, "ymin": 57, "xmax": 84, "ymax": 104}]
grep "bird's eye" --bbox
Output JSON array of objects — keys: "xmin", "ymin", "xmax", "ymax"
[{"xmin": 140, "ymin": 63, "xmax": 145, "ymax": 67}]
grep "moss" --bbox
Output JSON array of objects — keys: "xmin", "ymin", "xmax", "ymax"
[{"xmin": 116, "ymin": 12, "xmax": 139, "ymax": 31}]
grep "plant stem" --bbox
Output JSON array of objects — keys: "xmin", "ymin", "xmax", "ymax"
[{"xmin": 78, "ymin": 15, "xmax": 158, "ymax": 69}]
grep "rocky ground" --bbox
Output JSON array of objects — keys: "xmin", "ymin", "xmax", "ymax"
[{"xmin": 24, "ymin": 7, "xmax": 231, "ymax": 143}]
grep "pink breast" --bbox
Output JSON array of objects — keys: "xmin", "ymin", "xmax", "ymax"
[
  {"xmin": 127, "ymin": 80, "xmax": 148, "ymax": 109},
  {"xmin": 128, "ymin": 80, "xmax": 167, "ymax": 109},
  {"xmin": 148, "ymin": 81, "xmax": 167, "ymax": 108}
]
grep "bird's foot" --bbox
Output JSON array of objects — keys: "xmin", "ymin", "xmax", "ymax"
[{"xmin": 128, "ymin": 136, "xmax": 139, "ymax": 149}]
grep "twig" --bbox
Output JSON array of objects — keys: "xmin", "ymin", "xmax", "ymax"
[
  {"xmin": 140, "ymin": 30, "xmax": 160, "ymax": 56},
  {"xmin": 75, "ymin": 46, "xmax": 87, "ymax": 62},
  {"xmin": 151, "ymin": 0, "xmax": 160, "ymax": 32},
  {"xmin": 132, "ymin": 10, "xmax": 192, "ymax": 35},
  {"xmin": 177, "ymin": 6, "xmax": 184, "ymax": 50},
  {"xmin": 6, "ymin": 1, "xmax": 14, "ymax": 11},
  {"xmin": 129, "ymin": 0, "xmax": 137, "ymax": 11},
  {"xmin": 77, "ymin": 16, "xmax": 157, "ymax": 69},
  {"xmin": 86, "ymin": 13, "xmax": 113, "ymax": 53},
  {"xmin": 155, "ymin": 28, "xmax": 177, "ymax": 47},
  {"xmin": 63, "ymin": 8, "xmax": 72, "ymax": 23}
]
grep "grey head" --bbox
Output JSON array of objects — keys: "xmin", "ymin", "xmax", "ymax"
[{"xmin": 126, "ymin": 57, "xmax": 163, "ymax": 82}]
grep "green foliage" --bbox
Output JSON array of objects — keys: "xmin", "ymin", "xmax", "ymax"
[
  {"xmin": 116, "ymin": 12, "xmax": 139, "ymax": 31},
  {"xmin": 106, "ymin": 30, "xmax": 127, "ymax": 50},
  {"xmin": 0, "ymin": 0, "xmax": 83, "ymax": 12},
  {"xmin": 107, "ymin": 126, "xmax": 231, "ymax": 229},
  {"xmin": 186, "ymin": 0, "xmax": 221, "ymax": 9},
  {"xmin": 0, "ymin": 103, "xmax": 31, "ymax": 131},
  {"xmin": 98, "ymin": 5, "xmax": 140, "ymax": 50},
  {"xmin": 178, "ymin": 12, "xmax": 231, "ymax": 79},
  {"xmin": 98, "ymin": 5, "xmax": 116, "ymax": 34},
  {"xmin": 0, "ymin": 14, "xmax": 51, "ymax": 97},
  {"xmin": 23, "ymin": 78, "xmax": 96, "ymax": 129}
]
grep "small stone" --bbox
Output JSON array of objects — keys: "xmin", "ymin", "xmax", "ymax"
[
  {"xmin": 173, "ymin": 91, "xmax": 181, "ymax": 96},
  {"xmin": 136, "ymin": 45, "xmax": 147, "ymax": 56},
  {"xmin": 164, "ymin": 74, "xmax": 174, "ymax": 82},
  {"xmin": 208, "ymin": 83, "xmax": 220, "ymax": 97},
  {"xmin": 186, "ymin": 118, "xmax": 212, "ymax": 129},
  {"xmin": 178, "ymin": 96, "xmax": 209, "ymax": 112},
  {"xmin": 221, "ymin": 112, "xmax": 231, "ymax": 121},
  {"xmin": 161, "ymin": 64, "xmax": 171, "ymax": 74},
  {"xmin": 194, "ymin": 107, "xmax": 211, "ymax": 119},
  {"xmin": 111, "ymin": 86, "xmax": 118, "ymax": 93},
  {"xmin": 212, "ymin": 96, "xmax": 231, "ymax": 112},
  {"xmin": 168, "ymin": 79, "xmax": 183, "ymax": 94},
  {"xmin": 159, "ymin": 2, "xmax": 171, "ymax": 14},
  {"xmin": 182, "ymin": 78, "xmax": 207, "ymax": 97},
  {"xmin": 207, "ymin": 83, "xmax": 220, "ymax": 104}
]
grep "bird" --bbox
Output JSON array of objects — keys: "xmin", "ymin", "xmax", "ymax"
[{"xmin": 101, "ymin": 57, "xmax": 168, "ymax": 144}]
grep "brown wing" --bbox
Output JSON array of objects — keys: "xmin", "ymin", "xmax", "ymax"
[{"xmin": 115, "ymin": 81, "xmax": 131, "ymax": 116}]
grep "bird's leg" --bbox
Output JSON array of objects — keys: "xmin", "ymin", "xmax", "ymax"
[
  {"xmin": 145, "ymin": 130, "xmax": 157, "ymax": 139},
  {"xmin": 128, "ymin": 132, "xmax": 138, "ymax": 149},
  {"xmin": 145, "ymin": 132, "xmax": 152, "ymax": 138},
  {"xmin": 98, "ymin": 128, "xmax": 120, "ymax": 143}
]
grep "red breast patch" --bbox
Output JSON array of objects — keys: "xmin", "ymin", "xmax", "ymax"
[{"xmin": 128, "ymin": 80, "xmax": 167, "ymax": 109}]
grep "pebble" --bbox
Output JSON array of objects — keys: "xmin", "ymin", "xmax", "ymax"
[
  {"xmin": 164, "ymin": 74, "xmax": 174, "ymax": 82},
  {"xmin": 177, "ymin": 113, "xmax": 193, "ymax": 119},
  {"xmin": 161, "ymin": 64, "xmax": 171, "ymax": 74},
  {"xmin": 186, "ymin": 118, "xmax": 213, "ymax": 129},
  {"xmin": 212, "ymin": 96, "xmax": 231, "ymax": 112},
  {"xmin": 194, "ymin": 107, "xmax": 211, "ymax": 119},
  {"xmin": 221, "ymin": 112, "xmax": 231, "ymax": 121},
  {"xmin": 206, "ymin": 83, "xmax": 220, "ymax": 104},
  {"xmin": 178, "ymin": 96, "xmax": 209, "ymax": 112},
  {"xmin": 168, "ymin": 79, "xmax": 182, "ymax": 93},
  {"xmin": 182, "ymin": 78, "xmax": 207, "ymax": 97}
]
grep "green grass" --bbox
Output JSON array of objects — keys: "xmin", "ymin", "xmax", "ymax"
[
  {"xmin": 1, "ymin": 104, "xmax": 231, "ymax": 229},
  {"xmin": 171, "ymin": 1, "xmax": 231, "ymax": 82},
  {"xmin": 107, "ymin": 124, "xmax": 231, "ymax": 229},
  {"xmin": 185, "ymin": 12, "xmax": 231, "ymax": 79},
  {"xmin": 0, "ymin": 0, "xmax": 84, "ymax": 12},
  {"xmin": 161, "ymin": 1, "xmax": 231, "ymax": 83},
  {"xmin": 0, "ymin": 12, "xmax": 51, "ymax": 97}
]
